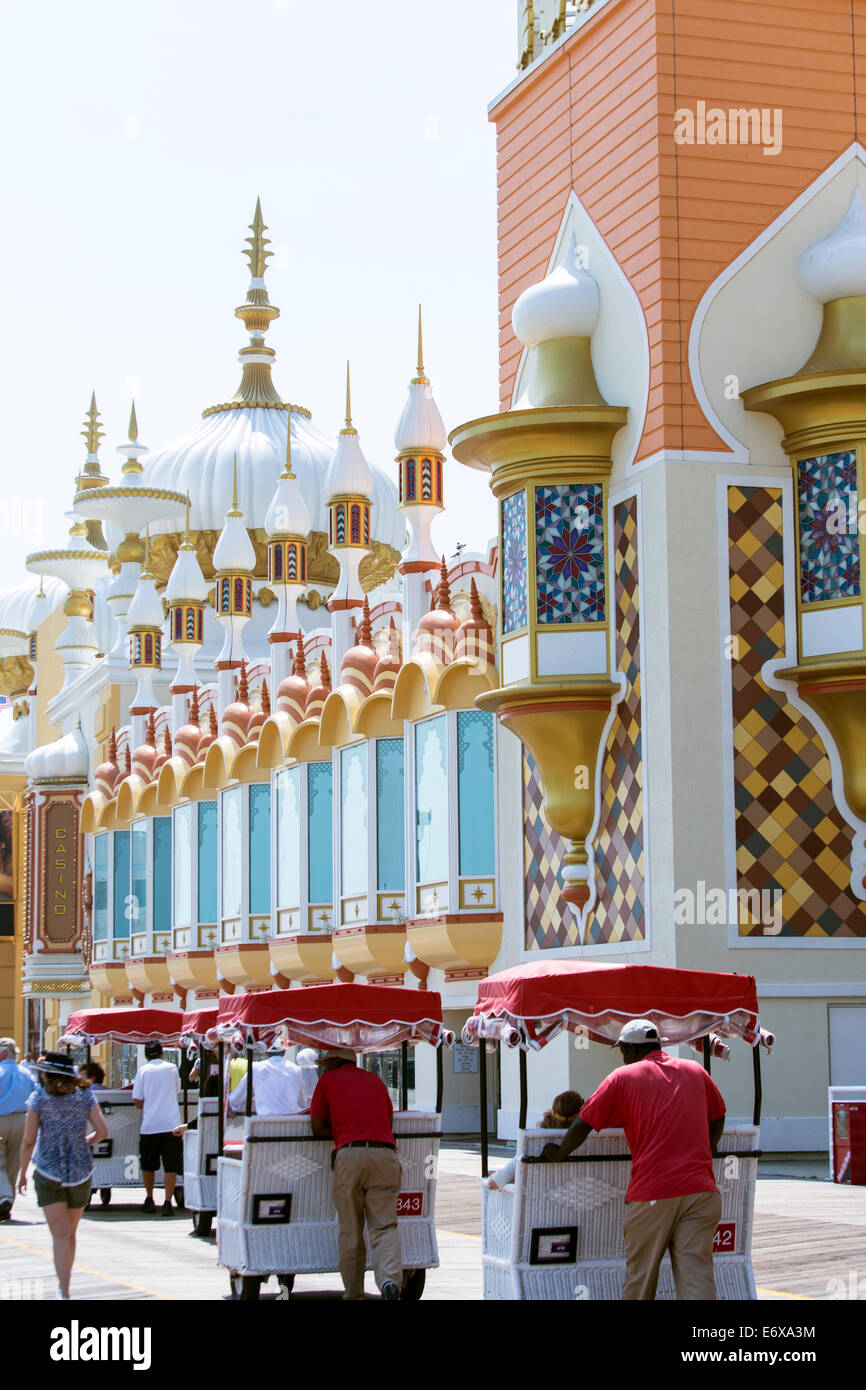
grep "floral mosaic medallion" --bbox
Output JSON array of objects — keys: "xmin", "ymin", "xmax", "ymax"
[
  {"xmin": 502, "ymin": 490, "xmax": 528, "ymax": 633},
  {"xmin": 797, "ymin": 451, "xmax": 859, "ymax": 604},
  {"xmin": 535, "ymin": 483, "xmax": 605, "ymax": 624}
]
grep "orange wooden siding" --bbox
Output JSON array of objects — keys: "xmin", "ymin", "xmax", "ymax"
[{"xmin": 491, "ymin": 0, "xmax": 865, "ymax": 461}]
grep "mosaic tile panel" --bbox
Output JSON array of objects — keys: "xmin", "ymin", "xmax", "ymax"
[
  {"xmin": 502, "ymin": 490, "xmax": 528, "ymax": 634},
  {"xmin": 524, "ymin": 496, "xmax": 644, "ymax": 949},
  {"xmin": 535, "ymin": 483, "xmax": 605, "ymax": 624},
  {"xmin": 797, "ymin": 451, "xmax": 859, "ymax": 604},
  {"xmin": 728, "ymin": 485, "xmax": 866, "ymax": 938}
]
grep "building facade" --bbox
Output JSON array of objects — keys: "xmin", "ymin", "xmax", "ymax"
[{"xmin": 3, "ymin": 0, "xmax": 865, "ymax": 1141}]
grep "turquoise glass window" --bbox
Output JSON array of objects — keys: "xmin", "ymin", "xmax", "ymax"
[
  {"xmin": 197, "ymin": 801, "xmax": 218, "ymax": 923},
  {"xmin": 220, "ymin": 787, "xmax": 242, "ymax": 920},
  {"xmin": 173, "ymin": 804, "xmax": 193, "ymax": 928},
  {"xmin": 415, "ymin": 714, "xmax": 448, "ymax": 885},
  {"xmin": 307, "ymin": 762, "xmax": 332, "ymax": 907},
  {"xmin": 340, "ymin": 744, "xmax": 368, "ymax": 898},
  {"xmin": 276, "ymin": 767, "xmax": 301, "ymax": 909},
  {"xmin": 249, "ymin": 783, "xmax": 271, "ymax": 916},
  {"xmin": 376, "ymin": 738, "xmax": 405, "ymax": 892},
  {"xmin": 130, "ymin": 821, "xmax": 147, "ymax": 933},
  {"xmin": 153, "ymin": 817, "xmax": 171, "ymax": 933},
  {"xmin": 112, "ymin": 830, "xmax": 131, "ymax": 941},
  {"xmin": 93, "ymin": 835, "xmax": 108, "ymax": 942},
  {"xmin": 457, "ymin": 710, "xmax": 495, "ymax": 877}
]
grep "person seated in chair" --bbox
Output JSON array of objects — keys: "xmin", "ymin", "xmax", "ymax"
[{"xmin": 486, "ymin": 1090, "xmax": 585, "ymax": 1189}]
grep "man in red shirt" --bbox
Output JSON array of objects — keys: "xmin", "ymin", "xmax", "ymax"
[
  {"xmin": 310, "ymin": 1049, "xmax": 402, "ymax": 1301},
  {"xmin": 541, "ymin": 1019, "xmax": 726, "ymax": 1300}
]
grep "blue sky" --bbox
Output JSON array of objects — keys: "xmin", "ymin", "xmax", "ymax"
[{"xmin": 0, "ymin": 0, "xmax": 516, "ymax": 586}]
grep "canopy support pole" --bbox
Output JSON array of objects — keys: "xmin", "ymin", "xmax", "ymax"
[
  {"xmin": 400, "ymin": 1041, "xmax": 408, "ymax": 1111},
  {"xmin": 479, "ymin": 1045, "xmax": 489, "ymax": 1179},
  {"xmin": 217, "ymin": 1043, "xmax": 225, "ymax": 1155},
  {"xmin": 245, "ymin": 1042, "xmax": 254, "ymax": 1118},
  {"xmin": 518, "ymin": 1048, "xmax": 528, "ymax": 1130},
  {"xmin": 435, "ymin": 1044, "xmax": 443, "ymax": 1115},
  {"xmin": 84, "ymin": 1044, "xmax": 91, "ymax": 1066},
  {"xmin": 182, "ymin": 1047, "xmax": 189, "ymax": 1123},
  {"xmin": 752, "ymin": 1044, "xmax": 762, "ymax": 1126},
  {"xmin": 702, "ymin": 1036, "xmax": 711, "ymax": 1075}
]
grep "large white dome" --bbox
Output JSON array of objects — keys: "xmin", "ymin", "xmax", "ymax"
[{"xmin": 132, "ymin": 407, "xmax": 402, "ymax": 551}]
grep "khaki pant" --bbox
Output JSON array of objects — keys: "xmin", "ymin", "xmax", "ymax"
[
  {"xmin": 0, "ymin": 1111, "xmax": 27, "ymax": 1207},
  {"xmin": 622, "ymin": 1189, "xmax": 723, "ymax": 1300},
  {"xmin": 332, "ymin": 1146, "xmax": 402, "ymax": 1299}
]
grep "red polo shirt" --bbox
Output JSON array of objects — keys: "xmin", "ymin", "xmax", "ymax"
[
  {"xmin": 579, "ymin": 1051, "xmax": 726, "ymax": 1202},
  {"xmin": 309, "ymin": 1064, "xmax": 395, "ymax": 1150}
]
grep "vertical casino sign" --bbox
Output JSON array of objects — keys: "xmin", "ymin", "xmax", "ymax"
[{"xmin": 31, "ymin": 793, "xmax": 83, "ymax": 952}]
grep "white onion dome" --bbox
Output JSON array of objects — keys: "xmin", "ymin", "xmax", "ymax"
[
  {"xmin": 325, "ymin": 429, "xmax": 374, "ymax": 502},
  {"xmin": 126, "ymin": 570, "xmax": 165, "ymax": 631},
  {"xmin": 394, "ymin": 379, "xmax": 447, "ymax": 454},
  {"xmin": 0, "ymin": 576, "xmax": 66, "ymax": 635},
  {"xmin": 512, "ymin": 232, "xmax": 600, "ymax": 347},
  {"xmin": 212, "ymin": 478, "xmax": 256, "ymax": 575},
  {"xmin": 800, "ymin": 189, "xmax": 866, "ymax": 303},
  {"xmin": 265, "ymin": 461, "xmax": 311, "ymax": 540},
  {"xmin": 165, "ymin": 538, "xmax": 209, "ymax": 603},
  {"xmin": 25, "ymin": 727, "xmax": 88, "ymax": 783}
]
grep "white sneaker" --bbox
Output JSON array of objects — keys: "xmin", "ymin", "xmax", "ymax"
[{"xmin": 55, "ymin": 1287, "xmax": 69, "ymax": 1300}]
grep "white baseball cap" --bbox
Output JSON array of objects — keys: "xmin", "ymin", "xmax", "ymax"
[{"xmin": 617, "ymin": 1019, "xmax": 660, "ymax": 1045}]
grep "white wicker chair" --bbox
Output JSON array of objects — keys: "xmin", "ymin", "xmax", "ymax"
[
  {"xmin": 183, "ymin": 1096, "xmax": 221, "ymax": 1216},
  {"xmin": 217, "ymin": 1110, "xmax": 441, "ymax": 1290},
  {"xmin": 482, "ymin": 1125, "xmax": 759, "ymax": 1300}
]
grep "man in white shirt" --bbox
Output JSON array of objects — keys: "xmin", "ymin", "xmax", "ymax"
[
  {"xmin": 133, "ymin": 1042, "xmax": 182, "ymax": 1215},
  {"xmin": 227, "ymin": 1042, "xmax": 308, "ymax": 1118}
]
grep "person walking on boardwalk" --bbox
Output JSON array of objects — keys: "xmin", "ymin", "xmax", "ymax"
[
  {"xmin": 17, "ymin": 1052, "xmax": 108, "ymax": 1299},
  {"xmin": 541, "ymin": 1019, "xmax": 726, "ymax": 1300},
  {"xmin": 310, "ymin": 1049, "xmax": 402, "ymax": 1301},
  {"xmin": 0, "ymin": 1037, "xmax": 36, "ymax": 1220},
  {"xmin": 133, "ymin": 1041, "xmax": 182, "ymax": 1215}
]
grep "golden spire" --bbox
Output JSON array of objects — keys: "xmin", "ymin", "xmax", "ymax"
[
  {"xmin": 81, "ymin": 392, "xmax": 104, "ymax": 458},
  {"xmin": 141, "ymin": 527, "xmax": 154, "ymax": 579},
  {"xmin": 179, "ymin": 494, "xmax": 194, "ymax": 550},
  {"xmin": 121, "ymin": 400, "xmax": 145, "ymax": 477},
  {"xmin": 243, "ymin": 197, "xmax": 272, "ymax": 281},
  {"xmin": 281, "ymin": 412, "xmax": 296, "ymax": 480},
  {"xmin": 227, "ymin": 454, "xmax": 243, "ymax": 517},
  {"xmin": 412, "ymin": 304, "xmax": 428, "ymax": 384},
  {"xmin": 340, "ymin": 360, "xmax": 357, "ymax": 436}
]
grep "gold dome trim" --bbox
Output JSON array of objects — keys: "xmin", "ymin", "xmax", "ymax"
[{"xmin": 201, "ymin": 400, "xmax": 312, "ymax": 419}]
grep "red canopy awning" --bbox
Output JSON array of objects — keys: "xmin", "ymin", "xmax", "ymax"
[
  {"xmin": 468, "ymin": 960, "xmax": 761, "ymax": 1050},
  {"xmin": 217, "ymin": 983, "xmax": 444, "ymax": 1052},
  {"xmin": 61, "ymin": 1006, "xmax": 185, "ymax": 1046},
  {"xmin": 180, "ymin": 1007, "xmax": 219, "ymax": 1044}
]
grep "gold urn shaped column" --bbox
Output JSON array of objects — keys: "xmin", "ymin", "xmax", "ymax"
[
  {"xmin": 742, "ymin": 191, "xmax": 866, "ymax": 889},
  {"xmin": 451, "ymin": 235, "xmax": 627, "ymax": 915}
]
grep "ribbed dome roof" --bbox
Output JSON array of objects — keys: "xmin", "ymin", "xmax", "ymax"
[
  {"xmin": 129, "ymin": 407, "xmax": 400, "ymax": 552},
  {"xmin": 25, "ymin": 728, "xmax": 88, "ymax": 783}
]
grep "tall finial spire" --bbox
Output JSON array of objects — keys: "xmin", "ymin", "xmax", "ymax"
[
  {"xmin": 341, "ymin": 360, "xmax": 356, "ymax": 435},
  {"xmin": 119, "ymin": 399, "xmax": 148, "ymax": 476},
  {"xmin": 227, "ymin": 454, "xmax": 242, "ymax": 517},
  {"xmin": 81, "ymin": 393, "xmax": 104, "ymax": 459},
  {"xmin": 357, "ymin": 595, "xmax": 373, "ymax": 647},
  {"xmin": 281, "ymin": 411, "xmax": 295, "ymax": 480},
  {"xmin": 181, "ymin": 493, "xmax": 193, "ymax": 547},
  {"xmin": 244, "ymin": 197, "xmax": 272, "ymax": 281},
  {"xmin": 413, "ymin": 304, "xmax": 428, "ymax": 384}
]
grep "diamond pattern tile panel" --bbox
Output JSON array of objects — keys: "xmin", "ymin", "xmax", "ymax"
[{"xmin": 728, "ymin": 485, "xmax": 866, "ymax": 937}]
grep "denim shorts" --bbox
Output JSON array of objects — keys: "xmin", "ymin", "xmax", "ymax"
[{"xmin": 33, "ymin": 1171, "xmax": 92, "ymax": 1209}]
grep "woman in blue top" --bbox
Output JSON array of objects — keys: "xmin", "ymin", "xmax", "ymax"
[{"xmin": 17, "ymin": 1052, "xmax": 107, "ymax": 1300}]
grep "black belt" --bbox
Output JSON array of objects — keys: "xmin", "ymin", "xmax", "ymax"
[{"xmin": 339, "ymin": 1140, "xmax": 396, "ymax": 1151}]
